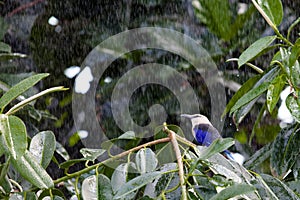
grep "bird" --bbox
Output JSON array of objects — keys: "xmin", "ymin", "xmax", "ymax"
[{"xmin": 181, "ymin": 114, "xmax": 244, "ymax": 164}]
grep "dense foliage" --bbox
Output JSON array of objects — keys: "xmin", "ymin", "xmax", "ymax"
[{"xmin": 0, "ymin": 0, "xmax": 300, "ymax": 199}]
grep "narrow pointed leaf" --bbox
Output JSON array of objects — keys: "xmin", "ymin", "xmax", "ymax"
[
  {"xmin": 266, "ymin": 75, "xmax": 286, "ymax": 113},
  {"xmin": 257, "ymin": 0, "xmax": 283, "ymax": 26},
  {"xmin": 238, "ymin": 36, "xmax": 277, "ymax": 67},
  {"xmin": 0, "ymin": 115, "xmax": 27, "ymax": 159},
  {"xmin": 290, "ymin": 61, "xmax": 300, "ymax": 89},
  {"xmin": 29, "ymin": 131, "xmax": 56, "ymax": 168},
  {"xmin": 0, "ymin": 73, "xmax": 49, "ymax": 112},
  {"xmin": 210, "ymin": 184, "xmax": 256, "ymax": 200},
  {"xmin": 261, "ymin": 174, "xmax": 300, "ymax": 200},
  {"xmin": 231, "ymin": 82, "xmax": 270, "ymax": 113},
  {"xmin": 114, "ymin": 171, "xmax": 162, "ymax": 199},
  {"xmin": 136, "ymin": 148, "xmax": 158, "ymax": 174},
  {"xmin": 222, "ymin": 75, "xmax": 260, "ymax": 117},
  {"xmin": 11, "ymin": 150, "xmax": 54, "ymax": 189},
  {"xmin": 197, "ymin": 138, "xmax": 235, "ymax": 160},
  {"xmin": 271, "ymin": 125, "xmax": 300, "ymax": 178}
]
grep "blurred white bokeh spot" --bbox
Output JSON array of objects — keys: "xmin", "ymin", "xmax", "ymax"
[
  {"xmin": 75, "ymin": 66, "xmax": 93, "ymax": 94},
  {"xmin": 278, "ymin": 87, "xmax": 294, "ymax": 127},
  {"xmin": 64, "ymin": 66, "xmax": 81, "ymax": 78}
]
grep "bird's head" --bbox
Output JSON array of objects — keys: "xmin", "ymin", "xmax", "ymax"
[{"xmin": 180, "ymin": 114, "xmax": 212, "ymax": 126}]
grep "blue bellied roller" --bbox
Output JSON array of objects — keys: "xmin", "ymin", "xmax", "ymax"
[{"xmin": 181, "ymin": 114, "xmax": 241, "ymax": 163}]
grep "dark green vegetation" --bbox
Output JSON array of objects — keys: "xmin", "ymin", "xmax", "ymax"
[{"xmin": 0, "ymin": 0, "xmax": 300, "ymax": 199}]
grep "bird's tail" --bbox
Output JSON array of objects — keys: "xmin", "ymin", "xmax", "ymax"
[{"xmin": 223, "ymin": 150, "xmax": 245, "ymax": 165}]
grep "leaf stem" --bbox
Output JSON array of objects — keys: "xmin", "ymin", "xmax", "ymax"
[{"xmin": 5, "ymin": 86, "xmax": 68, "ymax": 115}]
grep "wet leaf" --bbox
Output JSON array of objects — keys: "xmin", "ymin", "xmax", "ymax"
[
  {"xmin": 82, "ymin": 175, "xmax": 97, "ymax": 200},
  {"xmin": 271, "ymin": 125, "xmax": 300, "ymax": 178},
  {"xmin": 197, "ymin": 138, "xmax": 235, "ymax": 160},
  {"xmin": 238, "ymin": 36, "xmax": 277, "ymax": 67},
  {"xmin": 118, "ymin": 131, "xmax": 136, "ymax": 140},
  {"xmin": 97, "ymin": 174, "xmax": 113, "ymax": 200},
  {"xmin": 261, "ymin": 174, "xmax": 300, "ymax": 200},
  {"xmin": 257, "ymin": 0, "xmax": 283, "ymax": 26},
  {"xmin": 114, "ymin": 171, "xmax": 162, "ymax": 199},
  {"xmin": 222, "ymin": 75, "xmax": 260, "ymax": 117},
  {"xmin": 230, "ymin": 81, "xmax": 270, "ymax": 113},
  {"xmin": 244, "ymin": 143, "xmax": 272, "ymax": 170},
  {"xmin": 29, "ymin": 131, "xmax": 56, "ymax": 168},
  {"xmin": 11, "ymin": 150, "xmax": 53, "ymax": 189},
  {"xmin": 290, "ymin": 61, "xmax": 300, "ymax": 89},
  {"xmin": 136, "ymin": 148, "xmax": 158, "ymax": 174},
  {"xmin": 59, "ymin": 158, "xmax": 86, "ymax": 169},
  {"xmin": 266, "ymin": 75, "xmax": 286, "ymax": 113},
  {"xmin": 0, "ymin": 42, "xmax": 11, "ymax": 53},
  {"xmin": 111, "ymin": 162, "xmax": 137, "ymax": 195},
  {"xmin": 82, "ymin": 174, "xmax": 113, "ymax": 200},
  {"xmin": 286, "ymin": 93, "xmax": 300, "ymax": 123},
  {"xmin": 210, "ymin": 184, "xmax": 256, "ymax": 200},
  {"xmin": 0, "ymin": 73, "xmax": 49, "ymax": 112},
  {"xmin": 80, "ymin": 148, "xmax": 106, "ymax": 162},
  {"xmin": 0, "ymin": 115, "xmax": 27, "ymax": 159}
]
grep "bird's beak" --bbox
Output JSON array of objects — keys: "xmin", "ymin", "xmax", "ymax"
[{"xmin": 180, "ymin": 114, "xmax": 192, "ymax": 119}]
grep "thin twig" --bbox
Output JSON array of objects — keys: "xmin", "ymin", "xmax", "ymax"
[
  {"xmin": 163, "ymin": 123, "xmax": 187, "ymax": 200},
  {"xmin": 53, "ymin": 137, "xmax": 171, "ymax": 184},
  {"xmin": 6, "ymin": 0, "xmax": 45, "ymax": 17}
]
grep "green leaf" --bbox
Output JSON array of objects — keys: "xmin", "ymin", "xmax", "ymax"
[
  {"xmin": 258, "ymin": 0, "xmax": 283, "ymax": 26},
  {"xmin": 118, "ymin": 131, "xmax": 136, "ymax": 140},
  {"xmin": 38, "ymin": 188, "xmax": 66, "ymax": 200},
  {"xmin": 0, "ymin": 73, "xmax": 49, "ymax": 112},
  {"xmin": 82, "ymin": 175, "xmax": 114, "ymax": 200},
  {"xmin": 29, "ymin": 131, "xmax": 56, "ymax": 168},
  {"xmin": 111, "ymin": 162, "xmax": 137, "ymax": 195},
  {"xmin": 289, "ymin": 40, "xmax": 300, "ymax": 68},
  {"xmin": 0, "ymin": 53, "xmax": 27, "ymax": 61},
  {"xmin": 0, "ymin": 115, "xmax": 27, "ymax": 159},
  {"xmin": 0, "ymin": 42, "xmax": 11, "ymax": 53},
  {"xmin": 238, "ymin": 36, "xmax": 277, "ymax": 67},
  {"xmin": 55, "ymin": 141, "xmax": 70, "ymax": 161},
  {"xmin": 244, "ymin": 143, "xmax": 272, "ymax": 170},
  {"xmin": 261, "ymin": 174, "xmax": 300, "ymax": 200},
  {"xmin": 0, "ymin": 17, "xmax": 8, "ymax": 40},
  {"xmin": 271, "ymin": 125, "xmax": 300, "ymax": 178},
  {"xmin": 266, "ymin": 75, "xmax": 286, "ymax": 113},
  {"xmin": 59, "ymin": 158, "xmax": 86, "ymax": 169},
  {"xmin": 286, "ymin": 93, "xmax": 300, "ymax": 123},
  {"xmin": 11, "ymin": 150, "xmax": 54, "ymax": 189},
  {"xmin": 222, "ymin": 75, "xmax": 261, "ymax": 117},
  {"xmin": 80, "ymin": 148, "xmax": 106, "ymax": 162},
  {"xmin": 231, "ymin": 67, "xmax": 280, "ymax": 123},
  {"xmin": 114, "ymin": 171, "xmax": 162, "ymax": 199},
  {"xmin": 82, "ymin": 175, "xmax": 97, "ymax": 200},
  {"xmin": 231, "ymin": 82, "xmax": 270, "ymax": 113},
  {"xmin": 290, "ymin": 61, "xmax": 300, "ymax": 89},
  {"xmin": 97, "ymin": 174, "xmax": 113, "ymax": 200},
  {"xmin": 197, "ymin": 138, "xmax": 235, "ymax": 160},
  {"xmin": 135, "ymin": 148, "xmax": 158, "ymax": 174},
  {"xmin": 210, "ymin": 184, "xmax": 256, "ymax": 200}
]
